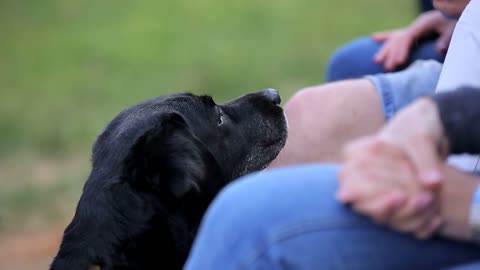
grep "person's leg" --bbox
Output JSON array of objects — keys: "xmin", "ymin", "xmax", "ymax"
[
  {"xmin": 326, "ymin": 37, "xmax": 385, "ymax": 82},
  {"xmin": 269, "ymin": 60, "xmax": 442, "ymax": 168},
  {"xmin": 185, "ymin": 165, "xmax": 480, "ymax": 270},
  {"xmin": 269, "ymin": 79, "xmax": 384, "ymax": 166},
  {"xmin": 326, "ymin": 37, "xmax": 445, "ymax": 82}
]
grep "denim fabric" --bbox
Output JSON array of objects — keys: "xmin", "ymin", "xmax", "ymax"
[
  {"xmin": 185, "ymin": 165, "xmax": 480, "ymax": 270},
  {"xmin": 326, "ymin": 37, "xmax": 445, "ymax": 82},
  {"xmin": 366, "ymin": 60, "xmax": 442, "ymax": 121},
  {"xmin": 420, "ymin": 0, "xmax": 435, "ymax": 12},
  {"xmin": 447, "ymin": 262, "xmax": 480, "ymax": 269}
]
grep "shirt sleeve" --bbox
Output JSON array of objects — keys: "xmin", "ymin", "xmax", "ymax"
[{"xmin": 432, "ymin": 87, "xmax": 480, "ymax": 154}]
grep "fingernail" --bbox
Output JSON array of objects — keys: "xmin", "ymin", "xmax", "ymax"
[{"xmin": 420, "ymin": 171, "xmax": 442, "ymax": 186}]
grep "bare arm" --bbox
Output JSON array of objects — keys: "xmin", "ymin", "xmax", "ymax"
[{"xmin": 438, "ymin": 165, "xmax": 479, "ymax": 241}]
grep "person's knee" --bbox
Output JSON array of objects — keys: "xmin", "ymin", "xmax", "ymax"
[
  {"xmin": 283, "ymin": 84, "xmax": 342, "ymax": 133},
  {"xmin": 326, "ymin": 37, "xmax": 384, "ymax": 82},
  {"xmin": 274, "ymin": 80, "xmax": 383, "ymax": 165},
  {"xmin": 283, "ymin": 86, "xmax": 322, "ymax": 127},
  {"xmin": 277, "ymin": 86, "xmax": 338, "ymax": 163}
]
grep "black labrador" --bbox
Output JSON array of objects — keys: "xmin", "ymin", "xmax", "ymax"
[{"xmin": 50, "ymin": 89, "xmax": 287, "ymax": 270}]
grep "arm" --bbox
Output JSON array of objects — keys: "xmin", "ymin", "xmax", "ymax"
[
  {"xmin": 406, "ymin": 10, "xmax": 452, "ymax": 39},
  {"xmin": 438, "ymin": 165, "xmax": 479, "ymax": 241}
]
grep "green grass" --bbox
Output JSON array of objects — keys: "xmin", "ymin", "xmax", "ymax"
[{"xmin": 0, "ymin": 0, "xmax": 415, "ymax": 231}]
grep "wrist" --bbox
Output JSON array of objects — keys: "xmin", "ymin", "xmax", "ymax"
[
  {"xmin": 402, "ymin": 26, "xmax": 418, "ymax": 42},
  {"xmin": 439, "ymin": 166, "xmax": 479, "ymax": 240},
  {"xmin": 408, "ymin": 11, "xmax": 445, "ymax": 38},
  {"xmin": 410, "ymin": 98, "xmax": 449, "ymax": 157}
]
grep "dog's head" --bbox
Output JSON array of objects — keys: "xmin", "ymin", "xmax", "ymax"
[{"xmin": 92, "ymin": 88, "xmax": 286, "ymax": 198}]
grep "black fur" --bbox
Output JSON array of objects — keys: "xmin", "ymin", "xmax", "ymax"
[{"xmin": 50, "ymin": 89, "xmax": 287, "ymax": 270}]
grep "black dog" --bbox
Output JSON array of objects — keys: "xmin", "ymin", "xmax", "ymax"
[{"xmin": 50, "ymin": 89, "xmax": 287, "ymax": 270}]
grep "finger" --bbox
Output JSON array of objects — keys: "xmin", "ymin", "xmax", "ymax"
[
  {"xmin": 411, "ymin": 204, "xmax": 440, "ymax": 238},
  {"xmin": 389, "ymin": 193, "xmax": 436, "ymax": 234},
  {"xmin": 394, "ymin": 44, "xmax": 410, "ymax": 67},
  {"xmin": 337, "ymin": 168, "xmax": 376, "ymax": 204},
  {"xmin": 435, "ymin": 35, "xmax": 450, "ymax": 54},
  {"xmin": 393, "ymin": 192, "xmax": 434, "ymax": 221},
  {"xmin": 383, "ymin": 52, "xmax": 397, "ymax": 72},
  {"xmin": 337, "ymin": 165, "xmax": 363, "ymax": 203},
  {"xmin": 436, "ymin": 27, "xmax": 453, "ymax": 54},
  {"xmin": 336, "ymin": 187, "xmax": 356, "ymax": 203},
  {"xmin": 384, "ymin": 44, "xmax": 408, "ymax": 72},
  {"xmin": 415, "ymin": 216, "xmax": 443, "ymax": 239},
  {"xmin": 353, "ymin": 190, "xmax": 407, "ymax": 224},
  {"xmin": 373, "ymin": 45, "xmax": 389, "ymax": 64},
  {"xmin": 372, "ymin": 31, "xmax": 391, "ymax": 42},
  {"xmin": 404, "ymin": 137, "xmax": 443, "ymax": 188}
]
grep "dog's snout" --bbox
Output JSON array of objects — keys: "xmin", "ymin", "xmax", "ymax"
[{"xmin": 262, "ymin": 88, "xmax": 281, "ymax": 105}]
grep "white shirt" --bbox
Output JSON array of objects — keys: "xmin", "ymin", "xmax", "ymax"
[{"xmin": 436, "ymin": 0, "xmax": 480, "ymax": 173}]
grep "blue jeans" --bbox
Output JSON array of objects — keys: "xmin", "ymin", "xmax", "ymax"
[
  {"xmin": 326, "ymin": 37, "xmax": 446, "ymax": 82},
  {"xmin": 185, "ymin": 165, "xmax": 480, "ymax": 270}
]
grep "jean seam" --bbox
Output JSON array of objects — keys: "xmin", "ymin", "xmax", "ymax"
[{"xmin": 365, "ymin": 75, "xmax": 395, "ymax": 121}]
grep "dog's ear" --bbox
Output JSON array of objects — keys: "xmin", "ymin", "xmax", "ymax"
[{"xmin": 123, "ymin": 112, "xmax": 220, "ymax": 198}]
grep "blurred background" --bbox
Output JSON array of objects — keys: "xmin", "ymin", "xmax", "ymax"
[{"xmin": 0, "ymin": 0, "xmax": 416, "ymax": 268}]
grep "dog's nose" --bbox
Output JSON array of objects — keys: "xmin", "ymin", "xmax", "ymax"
[{"xmin": 262, "ymin": 88, "xmax": 281, "ymax": 105}]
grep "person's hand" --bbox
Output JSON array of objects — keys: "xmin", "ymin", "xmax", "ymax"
[
  {"xmin": 338, "ymin": 137, "xmax": 444, "ymax": 238},
  {"xmin": 372, "ymin": 29, "xmax": 414, "ymax": 72},
  {"xmin": 378, "ymin": 98, "xmax": 448, "ymax": 187},
  {"xmin": 338, "ymin": 97, "xmax": 448, "ymax": 238},
  {"xmin": 373, "ymin": 11, "xmax": 456, "ymax": 71}
]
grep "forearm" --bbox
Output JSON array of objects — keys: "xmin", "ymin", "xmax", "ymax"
[
  {"xmin": 431, "ymin": 87, "xmax": 480, "ymax": 154},
  {"xmin": 406, "ymin": 10, "xmax": 449, "ymax": 38},
  {"xmin": 439, "ymin": 165, "xmax": 479, "ymax": 241}
]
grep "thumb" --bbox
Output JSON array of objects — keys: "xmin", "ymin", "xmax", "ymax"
[
  {"xmin": 406, "ymin": 142, "xmax": 443, "ymax": 189},
  {"xmin": 372, "ymin": 31, "xmax": 391, "ymax": 42},
  {"xmin": 435, "ymin": 34, "xmax": 451, "ymax": 54},
  {"xmin": 435, "ymin": 28, "xmax": 453, "ymax": 54}
]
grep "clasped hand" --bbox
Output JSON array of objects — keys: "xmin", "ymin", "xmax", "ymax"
[{"xmin": 337, "ymin": 98, "xmax": 448, "ymax": 239}]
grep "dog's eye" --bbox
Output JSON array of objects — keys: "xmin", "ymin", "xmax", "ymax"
[
  {"xmin": 217, "ymin": 112, "xmax": 224, "ymax": 126},
  {"xmin": 216, "ymin": 107, "xmax": 225, "ymax": 126}
]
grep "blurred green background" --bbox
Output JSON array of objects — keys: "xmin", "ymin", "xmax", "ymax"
[{"xmin": 0, "ymin": 0, "xmax": 416, "ymax": 267}]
